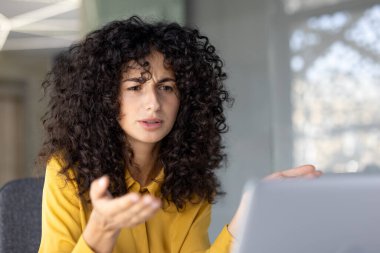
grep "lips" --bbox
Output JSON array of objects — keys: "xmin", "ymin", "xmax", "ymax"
[
  {"xmin": 142, "ymin": 119, "xmax": 161, "ymax": 124},
  {"xmin": 138, "ymin": 118, "xmax": 163, "ymax": 130}
]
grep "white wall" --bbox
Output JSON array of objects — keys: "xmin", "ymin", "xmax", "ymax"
[
  {"xmin": 186, "ymin": 0, "xmax": 289, "ymax": 239},
  {"xmin": 0, "ymin": 50, "xmax": 54, "ymax": 185}
]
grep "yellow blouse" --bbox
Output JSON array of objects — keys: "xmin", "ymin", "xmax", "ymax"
[{"xmin": 38, "ymin": 157, "xmax": 233, "ymax": 253}]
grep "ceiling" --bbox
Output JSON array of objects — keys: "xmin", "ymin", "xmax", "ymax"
[{"xmin": 0, "ymin": 0, "xmax": 81, "ymax": 51}]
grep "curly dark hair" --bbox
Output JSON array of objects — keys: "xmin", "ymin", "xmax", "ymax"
[{"xmin": 38, "ymin": 16, "xmax": 233, "ymax": 209}]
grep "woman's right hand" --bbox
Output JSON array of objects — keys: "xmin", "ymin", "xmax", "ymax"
[{"xmin": 83, "ymin": 175, "xmax": 161, "ymax": 253}]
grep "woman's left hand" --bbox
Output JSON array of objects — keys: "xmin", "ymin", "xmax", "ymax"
[{"xmin": 264, "ymin": 164, "xmax": 322, "ymax": 180}]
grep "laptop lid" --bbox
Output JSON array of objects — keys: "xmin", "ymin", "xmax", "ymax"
[{"xmin": 233, "ymin": 174, "xmax": 380, "ymax": 253}]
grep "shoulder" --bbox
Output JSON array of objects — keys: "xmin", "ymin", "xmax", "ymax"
[
  {"xmin": 190, "ymin": 197, "xmax": 212, "ymax": 217},
  {"xmin": 44, "ymin": 155, "xmax": 78, "ymax": 194},
  {"xmin": 45, "ymin": 155, "xmax": 65, "ymax": 174}
]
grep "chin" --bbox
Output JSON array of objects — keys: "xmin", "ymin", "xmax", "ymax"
[{"xmin": 138, "ymin": 135, "xmax": 166, "ymax": 144}]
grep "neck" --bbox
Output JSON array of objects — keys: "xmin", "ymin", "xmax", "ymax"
[{"xmin": 128, "ymin": 141, "xmax": 161, "ymax": 187}]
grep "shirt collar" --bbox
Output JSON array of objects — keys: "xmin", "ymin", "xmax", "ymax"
[{"xmin": 125, "ymin": 168, "xmax": 165, "ymax": 196}]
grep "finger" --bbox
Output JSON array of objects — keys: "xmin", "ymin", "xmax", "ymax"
[
  {"xmin": 90, "ymin": 175, "xmax": 111, "ymax": 203},
  {"xmin": 128, "ymin": 200, "xmax": 160, "ymax": 227},
  {"xmin": 130, "ymin": 196, "xmax": 161, "ymax": 222},
  {"xmin": 280, "ymin": 164, "xmax": 316, "ymax": 177},
  {"xmin": 264, "ymin": 165, "xmax": 318, "ymax": 180},
  {"xmin": 91, "ymin": 192, "xmax": 142, "ymax": 226},
  {"xmin": 109, "ymin": 192, "xmax": 141, "ymax": 212},
  {"xmin": 117, "ymin": 195, "xmax": 161, "ymax": 227},
  {"xmin": 124, "ymin": 194, "xmax": 159, "ymax": 218},
  {"xmin": 314, "ymin": 170, "xmax": 323, "ymax": 176},
  {"xmin": 303, "ymin": 170, "xmax": 323, "ymax": 179}
]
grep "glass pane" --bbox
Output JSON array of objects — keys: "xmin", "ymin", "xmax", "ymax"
[
  {"xmin": 282, "ymin": 0, "xmax": 351, "ymax": 14},
  {"xmin": 290, "ymin": 4, "xmax": 380, "ymax": 173}
]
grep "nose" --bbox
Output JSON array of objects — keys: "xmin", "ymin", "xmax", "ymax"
[{"xmin": 144, "ymin": 86, "xmax": 161, "ymax": 111}]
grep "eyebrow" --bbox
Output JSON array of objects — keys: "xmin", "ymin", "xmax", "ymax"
[
  {"xmin": 157, "ymin": 77, "xmax": 176, "ymax": 84},
  {"xmin": 124, "ymin": 77, "xmax": 176, "ymax": 83},
  {"xmin": 124, "ymin": 77, "xmax": 144, "ymax": 83}
]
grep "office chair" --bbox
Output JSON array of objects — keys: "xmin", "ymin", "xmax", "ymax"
[{"xmin": 0, "ymin": 177, "xmax": 44, "ymax": 253}]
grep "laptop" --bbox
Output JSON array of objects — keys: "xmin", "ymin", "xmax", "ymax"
[{"xmin": 233, "ymin": 173, "xmax": 380, "ymax": 253}]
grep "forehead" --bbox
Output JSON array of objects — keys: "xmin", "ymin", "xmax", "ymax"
[{"xmin": 123, "ymin": 51, "xmax": 173, "ymax": 77}]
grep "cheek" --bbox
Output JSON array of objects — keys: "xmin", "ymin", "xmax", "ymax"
[
  {"xmin": 118, "ymin": 104, "xmax": 126, "ymax": 120},
  {"xmin": 170, "ymin": 99, "xmax": 180, "ymax": 118},
  {"xmin": 118, "ymin": 100, "xmax": 130, "ymax": 124},
  {"xmin": 119, "ymin": 95, "xmax": 133, "ymax": 117}
]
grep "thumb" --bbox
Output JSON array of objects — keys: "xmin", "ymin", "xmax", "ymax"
[{"xmin": 90, "ymin": 175, "xmax": 111, "ymax": 203}]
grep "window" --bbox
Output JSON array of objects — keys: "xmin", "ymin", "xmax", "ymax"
[{"xmin": 284, "ymin": 0, "xmax": 380, "ymax": 172}]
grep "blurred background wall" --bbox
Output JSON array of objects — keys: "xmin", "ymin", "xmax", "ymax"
[{"xmin": 1, "ymin": 0, "xmax": 380, "ymax": 240}]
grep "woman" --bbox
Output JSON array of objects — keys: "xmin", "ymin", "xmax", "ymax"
[{"xmin": 38, "ymin": 16, "xmax": 320, "ymax": 253}]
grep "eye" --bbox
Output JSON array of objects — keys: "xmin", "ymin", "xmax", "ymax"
[
  {"xmin": 158, "ymin": 85, "xmax": 174, "ymax": 92},
  {"xmin": 127, "ymin": 85, "xmax": 142, "ymax": 91}
]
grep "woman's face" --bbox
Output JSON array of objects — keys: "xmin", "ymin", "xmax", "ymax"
[{"xmin": 118, "ymin": 51, "xmax": 180, "ymax": 146}]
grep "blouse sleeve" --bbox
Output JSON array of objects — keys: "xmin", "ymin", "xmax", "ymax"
[
  {"xmin": 38, "ymin": 157, "xmax": 94, "ymax": 253},
  {"xmin": 180, "ymin": 201, "xmax": 234, "ymax": 253}
]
